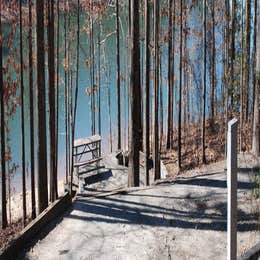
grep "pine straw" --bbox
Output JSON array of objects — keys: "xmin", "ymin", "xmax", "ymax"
[
  {"xmin": 0, "ymin": 220, "xmax": 23, "ymax": 251},
  {"xmin": 161, "ymin": 115, "xmax": 253, "ymax": 177}
]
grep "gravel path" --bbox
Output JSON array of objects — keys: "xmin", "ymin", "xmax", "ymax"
[{"xmin": 21, "ymin": 153, "xmax": 260, "ymax": 260}]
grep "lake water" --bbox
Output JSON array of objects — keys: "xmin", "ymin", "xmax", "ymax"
[{"xmin": 1, "ymin": 3, "xmax": 236, "ymax": 195}]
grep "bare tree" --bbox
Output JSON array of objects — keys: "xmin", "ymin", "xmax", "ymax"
[
  {"xmin": 154, "ymin": 0, "xmax": 160, "ymax": 179},
  {"xmin": 178, "ymin": 0, "xmax": 183, "ymax": 170},
  {"xmin": 209, "ymin": 0, "xmax": 216, "ymax": 125},
  {"xmin": 47, "ymin": 0, "xmax": 57, "ymax": 202},
  {"xmin": 28, "ymin": 0, "xmax": 36, "ymax": 219},
  {"xmin": 145, "ymin": 0, "xmax": 150, "ymax": 185},
  {"xmin": 244, "ymin": 0, "xmax": 251, "ymax": 121},
  {"xmin": 252, "ymin": 0, "xmax": 260, "ymax": 156},
  {"xmin": 240, "ymin": 0, "xmax": 244, "ymax": 151},
  {"xmin": 166, "ymin": 0, "xmax": 173, "ymax": 150},
  {"xmin": 71, "ymin": 0, "xmax": 80, "ymax": 194},
  {"xmin": 116, "ymin": 0, "xmax": 121, "ymax": 150},
  {"xmin": 0, "ymin": 1, "xmax": 7, "ymax": 229},
  {"xmin": 202, "ymin": 0, "xmax": 206, "ymax": 164},
  {"xmin": 55, "ymin": 0, "xmax": 60, "ymax": 186},
  {"xmin": 19, "ymin": 0, "xmax": 27, "ymax": 226},
  {"xmin": 128, "ymin": 0, "xmax": 141, "ymax": 187},
  {"xmin": 36, "ymin": 0, "xmax": 48, "ymax": 213}
]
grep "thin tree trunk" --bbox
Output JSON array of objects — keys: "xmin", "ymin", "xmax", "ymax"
[
  {"xmin": 0, "ymin": 1, "xmax": 7, "ymax": 229},
  {"xmin": 244, "ymin": 0, "xmax": 251, "ymax": 122},
  {"xmin": 48, "ymin": 0, "xmax": 56, "ymax": 203},
  {"xmin": 251, "ymin": 0, "xmax": 257, "ymax": 134},
  {"xmin": 19, "ymin": 0, "xmax": 27, "ymax": 226},
  {"xmin": 64, "ymin": 6, "xmax": 68, "ymax": 183},
  {"xmin": 159, "ymin": 51, "xmax": 163, "ymax": 151},
  {"xmin": 28, "ymin": 0, "xmax": 36, "ymax": 219},
  {"xmin": 153, "ymin": 0, "xmax": 160, "ymax": 180},
  {"xmin": 252, "ymin": 0, "xmax": 260, "ymax": 155},
  {"xmin": 71, "ymin": 0, "xmax": 80, "ymax": 194},
  {"xmin": 178, "ymin": 0, "xmax": 183, "ymax": 170},
  {"xmin": 55, "ymin": 0, "xmax": 60, "ymax": 193},
  {"xmin": 90, "ymin": 0, "xmax": 95, "ymax": 135},
  {"xmin": 98, "ymin": 13, "xmax": 101, "ymax": 135},
  {"xmin": 145, "ymin": 0, "xmax": 150, "ymax": 185},
  {"xmin": 36, "ymin": 0, "xmax": 48, "ymax": 213},
  {"xmin": 202, "ymin": 0, "xmax": 206, "ymax": 164},
  {"xmin": 166, "ymin": 0, "xmax": 173, "ymax": 150},
  {"xmin": 230, "ymin": 0, "xmax": 236, "ymax": 112},
  {"xmin": 116, "ymin": 0, "xmax": 121, "ymax": 150},
  {"xmin": 240, "ymin": 0, "xmax": 244, "ymax": 151},
  {"xmin": 209, "ymin": 0, "xmax": 215, "ymax": 125},
  {"xmin": 225, "ymin": 0, "xmax": 230, "ymax": 156},
  {"xmin": 128, "ymin": 0, "xmax": 141, "ymax": 187}
]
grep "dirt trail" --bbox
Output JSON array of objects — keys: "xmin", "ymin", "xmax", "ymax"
[{"xmin": 21, "ymin": 153, "xmax": 259, "ymax": 260}]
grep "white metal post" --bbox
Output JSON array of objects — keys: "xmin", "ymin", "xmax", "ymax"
[{"xmin": 227, "ymin": 118, "xmax": 238, "ymax": 260}]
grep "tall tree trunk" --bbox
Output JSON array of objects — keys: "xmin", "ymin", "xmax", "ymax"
[
  {"xmin": 252, "ymin": 0, "xmax": 257, "ymax": 133},
  {"xmin": 64, "ymin": 5, "xmax": 69, "ymax": 183},
  {"xmin": 159, "ymin": 51, "xmax": 163, "ymax": 151},
  {"xmin": 225, "ymin": 0, "xmax": 230, "ymax": 156},
  {"xmin": 202, "ymin": 0, "xmax": 206, "ymax": 164},
  {"xmin": 116, "ymin": 0, "xmax": 121, "ymax": 150},
  {"xmin": 71, "ymin": 0, "xmax": 80, "ymax": 194},
  {"xmin": 153, "ymin": 0, "xmax": 160, "ymax": 180},
  {"xmin": 90, "ymin": 0, "xmax": 95, "ymax": 135},
  {"xmin": 19, "ymin": 0, "xmax": 27, "ymax": 226},
  {"xmin": 240, "ymin": 0, "xmax": 244, "ymax": 151},
  {"xmin": 209, "ymin": 0, "xmax": 215, "ymax": 125},
  {"xmin": 28, "ymin": 0, "xmax": 36, "ymax": 219},
  {"xmin": 55, "ymin": 0, "xmax": 60, "ymax": 190},
  {"xmin": 0, "ymin": 1, "xmax": 7, "ymax": 229},
  {"xmin": 252, "ymin": 0, "xmax": 260, "ymax": 155},
  {"xmin": 128, "ymin": 0, "xmax": 141, "ymax": 187},
  {"xmin": 98, "ymin": 13, "xmax": 101, "ymax": 135},
  {"xmin": 166, "ymin": 0, "xmax": 173, "ymax": 150},
  {"xmin": 36, "ymin": 0, "xmax": 48, "ymax": 213},
  {"xmin": 178, "ymin": 0, "xmax": 183, "ymax": 170},
  {"xmin": 244, "ymin": 0, "xmax": 251, "ymax": 122},
  {"xmin": 230, "ymin": 0, "xmax": 236, "ymax": 112},
  {"xmin": 48, "ymin": 0, "xmax": 57, "ymax": 202},
  {"xmin": 145, "ymin": 0, "xmax": 150, "ymax": 185}
]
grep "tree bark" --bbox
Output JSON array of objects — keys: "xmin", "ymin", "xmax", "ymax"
[
  {"xmin": 178, "ymin": 0, "xmax": 183, "ymax": 170},
  {"xmin": 55, "ymin": 0, "xmax": 60, "ymax": 190},
  {"xmin": 153, "ymin": 0, "xmax": 160, "ymax": 180},
  {"xmin": 28, "ymin": 0, "xmax": 36, "ymax": 219},
  {"xmin": 36, "ymin": 0, "xmax": 48, "ymax": 213},
  {"xmin": 0, "ymin": 1, "xmax": 7, "ymax": 229},
  {"xmin": 244, "ymin": 0, "xmax": 251, "ymax": 122},
  {"xmin": 145, "ymin": 0, "xmax": 150, "ymax": 185},
  {"xmin": 166, "ymin": 0, "xmax": 173, "ymax": 150},
  {"xmin": 128, "ymin": 0, "xmax": 141, "ymax": 187},
  {"xmin": 19, "ymin": 0, "xmax": 27, "ymax": 226},
  {"xmin": 202, "ymin": 0, "xmax": 206, "ymax": 164},
  {"xmin": 48, "ymin": 0, "xmax": 57, "ymax": 202},
  {"xmin": 116, "ymin": 0, "xmax": 121, "ymax": 150},
  {"xmin": 209, "ymin": 0, "xmax": 216, "ymax": 125},
  {"xmin": 230, "ymin": 0, "xmax": 236, "ymax": 111},
  {"xmin": 240, "ymin": 0, "xmax": 244, "ymax": 151},
  {"xmin": 71, "ymin": 0, "xmax": 80, "ymax": 194},
  {"xmin": 252, "ymin": 0, "xmax": 260, "ymax": 155}
]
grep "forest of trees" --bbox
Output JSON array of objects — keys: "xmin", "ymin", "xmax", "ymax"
[{"xmin": 0, "ymin": 0, "xmax": 260, "ymax": 239}]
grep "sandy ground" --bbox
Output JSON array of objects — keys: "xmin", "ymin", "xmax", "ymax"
[
  {"xmin": 0, "ymin": 181, "xmax": 65, "ymax": 228},
  {"xmin": 19, "ymin": 153, "xmax": 259, "ymax": 260}
]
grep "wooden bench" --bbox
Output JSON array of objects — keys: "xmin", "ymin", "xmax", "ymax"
[{"xmin": 73, "ymin": 135, "xmax": 104, "ymax": 178}]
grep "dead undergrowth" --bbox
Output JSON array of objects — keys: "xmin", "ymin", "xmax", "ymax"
[
  {"xmin": 0, "ymin": 219, "xmax": 23, "ymax": 251},
  {"xmin": 161, "ymin": 115, "xmax": 253, "ymax": 177}
]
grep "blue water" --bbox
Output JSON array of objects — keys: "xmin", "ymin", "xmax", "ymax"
[{"xmin": 1, "ymin": 2, "xmax": 252, "ymax": 194}]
